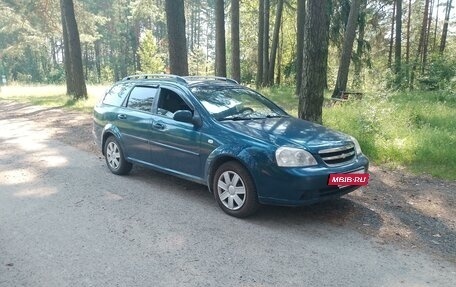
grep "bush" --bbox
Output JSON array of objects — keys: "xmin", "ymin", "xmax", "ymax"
[{"xmin": 417, "ymin": 55, "xmax": 456, "ymax": 91}]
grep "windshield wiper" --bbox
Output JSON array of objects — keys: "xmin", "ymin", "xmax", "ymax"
[
  {"xmin": 218, "ymin": 116, "xmax": 252, "ymax": 121},
  {"xmin": 265, "ymin": 114, "xmax": 285, "ymax": 118}
]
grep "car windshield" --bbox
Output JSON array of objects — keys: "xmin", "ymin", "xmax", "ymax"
[{"xmin": 190, "ymin": 87, "xmax": 287, "ymax": 121}]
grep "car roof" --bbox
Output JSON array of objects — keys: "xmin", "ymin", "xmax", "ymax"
[{"xmin": 120, "ymin": 74, "xmax": 240, "ymax": 89}]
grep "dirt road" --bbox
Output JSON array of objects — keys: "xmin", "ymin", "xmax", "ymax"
[{"xmin": 1, "ymin": 102, "xmax": 455, "ymax": 286}]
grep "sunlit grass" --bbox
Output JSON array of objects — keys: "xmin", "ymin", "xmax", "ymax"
[
  {"xmin": 324, "ymin": 91, "xmax": 456, "ymax": 179},
  {"xmin": 261, "ymin": 87, "xmax": 456, "ymax": 180},
  {"xmin": 0, "ymin": 84, "xmax": 107, "ymax": 113}
]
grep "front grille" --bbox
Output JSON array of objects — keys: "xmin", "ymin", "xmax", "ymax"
[{"xmin": 318, "ymin": 144, "xmax": 355, "ymax": 166}]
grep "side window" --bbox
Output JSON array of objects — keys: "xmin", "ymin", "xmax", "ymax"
[
  {"xmin": 103, "ymin": 83, "xmax": 133, "ymax": 106},
  {"xmin": 157, "ymin": 88, "xmax": 191, "ymax": 118},
  {"xmin": 127, "ymin": 86, "xmax": 157, "ymax": 112}
]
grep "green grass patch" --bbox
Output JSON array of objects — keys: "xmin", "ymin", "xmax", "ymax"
[
  {"xmin": 261, "ymin": 87, "xmax": 456, "ymax": 180},
  {"xmin": 0, "ymin": 85, "xmax": 106, "ymax": 113}
]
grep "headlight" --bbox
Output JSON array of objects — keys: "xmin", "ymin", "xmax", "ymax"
[
  {"xmin": 350, "ymin": 136, "xmax": 362, "ymax": 155},
  {"xmin": 275, "ymin": 147, "xmax": 317, "ymax": 167}
]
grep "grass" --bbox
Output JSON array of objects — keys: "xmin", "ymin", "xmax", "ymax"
[
  {"xmin": 0, "ymin": 84, "xmax": 106, "ymax": 113},
  {"xmin": 261, "ymin": 87, "xmax": 456, "ymax": 180},
  {"xmin": 1, "ymin": 84, "xmax": 455, "ymax": 180}
]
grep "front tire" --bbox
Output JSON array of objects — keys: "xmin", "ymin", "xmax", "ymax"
[
  {"xmin": 104, "ymin": 136, "xmax": 132, "ymax": 175},
  {"xmin": 213, "ymin": 161, "xmax": 260, "ymax": 217}
]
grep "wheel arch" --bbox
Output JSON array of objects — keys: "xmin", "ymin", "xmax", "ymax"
[
  {"xmin": 101, "ymin": 125, "xmax": 123, "ymax": 155},
  {"xmin": 206, "ymin": 153, "xmax": 256, "ymax": 195}
]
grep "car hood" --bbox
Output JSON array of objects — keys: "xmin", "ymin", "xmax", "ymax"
[{"xmin": 220, "ymin": 117, "xmax": 353, "ymax": 152}]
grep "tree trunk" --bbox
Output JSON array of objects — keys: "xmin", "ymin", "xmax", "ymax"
[
  {"xmin": 50, "ymin": 38, "xmax": 58, "ymax": 68},
  {"xmin": 388, "ymin": 0, "xmax": 396, "ymax": 69},
  {"xmin": 94, "ymin": 40, "xmax": 101, "ymax": 82},
  {"xmin": 332, "ymin": 0, "xmax": 361, "ymax": 98},
  {"xmin": 406, "ymin": 0, "xmax": 412, "ymax": 85},
  {"xmin": 256, "ymin": 0, "xmax": 264, "ymax": 87},
  {"xmin": 433, "ymin": 0, "xmax": 440, "ymax": 50},
  {"xmin": 353, "ymin": 0, "xmax": 366, "ymax": 89},
  {"xmin": 298, "ymin": 0, "xmax": 329, "ymax": 124},
  {"xmin": 215, "ymin": 0, "xmax": 226, "ymax": 77},
  {"xmin": 439, "ymin": 0, "xmax": 453, "ymax": 53},
  {"xmin": 267, "ymin": 0, "xmax": 284, "ymax": 86},
  {"xmin": 295, "ymin": 0, "xmax": 305, "ymax": 96},
  {"xmin": 394, "ymin": 0, "xmax": 402, "ymax": 80},
  {"xmin": 276, "ymin": 22, "xmax": 283, "ymax": 85},
  {"xmin": 262, "ymin": 0, "xmax": 270, "ymax": 86},
  {"xmin": 423, "ymin": 0, "xmax": 434, "ymax": 71},
  {"xmin": 165, "ymin": 0, "xmax": 188, "ymax": 75},
  {"xmin": 411, "ymin": 0, "xmax": 430, "ymax": 87},
  {"xmin": 231, "ymin": 0, "xmax": 241, "ymax": 82},
  {"xmin": 60, "ymin": 0, "xmax": 87, "ymax": 99}
]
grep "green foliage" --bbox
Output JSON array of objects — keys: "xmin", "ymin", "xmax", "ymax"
[
  {"xmin": 417, "ymin": 54, "xmax": 456, "ymax": 91},
  {"xmin": 138, "ymin": 30, "xmax": 165, "ymax": 74},
  {"xmin": 323, "ymin": 91, "xmax": 456, "ymax": 179},
  {"xmin": 189, "ymin": 48, "xmax": 211, "ymax": 75}
]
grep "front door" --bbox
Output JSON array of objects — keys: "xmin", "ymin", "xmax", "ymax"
[{"xmin": 149, "ymin": 87, "xmax": 202, "ymax": 178}]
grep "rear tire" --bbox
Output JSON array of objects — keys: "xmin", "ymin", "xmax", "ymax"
[
  {"xmin": 104, "ymin": 136, "xmax": 132, "ymax": 175},
  {"xmin": 213, "ymin": 161, "xmax": 260, "ymax": 217}
]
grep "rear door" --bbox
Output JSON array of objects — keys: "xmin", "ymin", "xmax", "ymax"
[{"xmin": 116, "ymin": 85, "xmax": 158, "ymax": 163}]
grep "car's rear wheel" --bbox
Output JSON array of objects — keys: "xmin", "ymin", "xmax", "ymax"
[
  {"xmin": 213, "ymin": 161, "xmax": 260, "ymax": 217},
  {"xmin": 104, "ymin": 136, "xmax": 132, "ymax": 175}
]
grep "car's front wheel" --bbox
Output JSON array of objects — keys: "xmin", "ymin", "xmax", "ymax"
[
  {"xmin": 104, "ymin": 136, "xmax": 132, "ymax": 175},
  {"xmin": 213, "ymin": 161, "xmax": 260, "ymax": 217}
]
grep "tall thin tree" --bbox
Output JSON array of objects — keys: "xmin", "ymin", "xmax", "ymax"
[
  {"xmin": 215, "ymin": 0, "xmax": 227, "ymax": 76},
  {"xmin": 231, "ymin": 0, "xmax": 241, "ymax": 82},
  {"xmin": 298, "ymin": 0, "xmax": 330, "ymax": 124},
  {"xmin": 165, "ymin": 0, "xmax": 188, "ymax": 75},
  {"xmin": 267, "ymin": 0, "xmax": 284, "ymax": 86},
  {"xmin": 388, "ymin": 0, "xmax": 396, "ymax": 68},
  {"xmin": 411, "ymin": 0, "xmax": 431, "ymax": 87},
  {"xmin": 256, "ymin": 0, "xmax": 264, "ymax": 87},
  {"xmin": 262, "ymin": 0, "xmax": 270, "ymax": 86},
  {"xmin": 353, "ymin": 0, "xmax": 367, "ymax": 88},
  {"xmin": 295, "ymin": 0, "xmax": 305, "ymax": 96},
  {"xmin": 332, "ymin": 0, "xmax": 362, "ymax": 98},
  {"xmin": 440, "ymin": 0, "xmax": 453, "ymax": 53},
  {"xmin": 406, "ymin": 0, "xmax": 412, "ymax": 84},
  {"xmin": 433, "ymin": 0, "xmax": 440, "ymax": 50},
  {"xmin": 60, "ymin": 0, "xmax": 87, "ymax": 99},
  {"xmin": 394, "ymin": 0, "xmax": 402, "ymax": 82}
]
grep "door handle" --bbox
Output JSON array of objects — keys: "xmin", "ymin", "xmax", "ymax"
[
  {"xmin": 117, "ymin": 114, "xmax": 127, "ymax": 120},
  {"xmin": 153, "ymin": 122, "xmax": 165, "ymax": 130}
]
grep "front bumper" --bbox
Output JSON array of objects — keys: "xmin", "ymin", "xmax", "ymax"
[{"xmin": 254, "ymin": 155, "xmax": 369, "ymax": 206}]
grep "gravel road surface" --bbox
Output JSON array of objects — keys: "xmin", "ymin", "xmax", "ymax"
[{"xmin": 0, "ymin": 102, "xmax": 455, "ymax": 286}]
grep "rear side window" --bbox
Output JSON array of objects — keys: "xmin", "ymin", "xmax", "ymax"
[
  {"xmin": 127, "ymin": 86, "xmax": 157, "ymax": 112},
  {"xmin": 103, "ymin": 83, "xmax": 133, "ymax": 106}
]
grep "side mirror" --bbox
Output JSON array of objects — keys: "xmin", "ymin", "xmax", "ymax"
[{"xmin": 173, "ymin": 110, "xmax": 202, "ymax": 127}]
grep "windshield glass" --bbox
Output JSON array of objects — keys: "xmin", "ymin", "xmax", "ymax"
[{"xmin": 190, "ymin": 87, "xmax": 287, "ymax": 121}]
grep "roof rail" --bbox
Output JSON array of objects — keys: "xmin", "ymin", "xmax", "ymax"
[
  {"xmin": 184, "ymin": 76, "xmax": 239, "ymax": 84},
  {"xmin": 122, "ymin": 74, "xmax": 187, "ymax": 84}
]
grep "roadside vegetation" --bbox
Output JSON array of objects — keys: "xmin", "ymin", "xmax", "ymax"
[
  {"xmin": 0, "ymin": 85, "xmax": 104, "ymax": 113},
  {"xmin": 262, "ymin": 86, "xmax": 456, "ymax": 180},
  {"xmin": 2, "ymin": 84, "xmax": 455, "ymax": 180}
]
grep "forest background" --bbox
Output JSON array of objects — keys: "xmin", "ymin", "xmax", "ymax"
[{"xmin": 0, "ymin": 0, "xmax": 455, "ymax": 179}]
